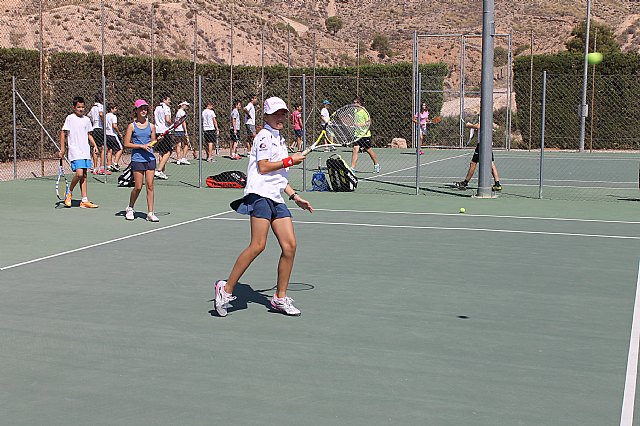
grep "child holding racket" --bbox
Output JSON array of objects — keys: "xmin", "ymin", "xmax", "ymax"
[
  {"xmin": 412, "ymin": 102, "xmax": 429, "ymax": 155},
  {"xmin": 59, "ymin": 96, "xmax": 99, "ymax": 208},
  {"xmin": 122, "ymin": 99, "xmax": 159, "ymax": 222},
  {"xmin": 454, "ymin": 121, "xmax": 502, "ymax": 192},
  {"xmin": 215, "ymin": 96, "xmax": 313, "ymax": 317},
  {"xmin": 350, "ymin": 96, "xmax": 380, "ymax": 173}
]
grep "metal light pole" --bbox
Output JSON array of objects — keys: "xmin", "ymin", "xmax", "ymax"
[
  {"xmin": 578, "ymin": 0, "xmax": 592, "ymax": 152},
  {"xmin": 477, "ymin": 0, "xmax": 496, "ymax": 198}
]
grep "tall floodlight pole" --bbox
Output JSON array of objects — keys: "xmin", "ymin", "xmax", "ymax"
[
  {"xmin": 477, "ymin": 0, "xmax": 496, "ymax": 198},
  {"xmin": 578, "ymin": 0, "xmax": 592, "ymax": 152}
]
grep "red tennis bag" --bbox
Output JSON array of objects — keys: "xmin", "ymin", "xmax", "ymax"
[{"xmin": 206, "ymin": 171, "xmax": 247, "ymax": 188}]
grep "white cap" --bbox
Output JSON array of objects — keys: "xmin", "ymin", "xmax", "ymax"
[
  {"xmin": 263, "ymin": 97, "xmax": 289, "ymax": 115},
  {"xmin": 179, "ymin": 101, "xmax": 190, "ymax": 106}
]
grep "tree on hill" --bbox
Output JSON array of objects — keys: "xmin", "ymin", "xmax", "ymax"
[
  {"xmin": 565, "ymin": 20, "xmax": 621, "ymax": 54},
  {"xmin": 371, "ymin": 33, "xmax": 392, "ymax": 58},
  {"xmin": 325, "ymin": 16, "xmax": 343, "ymax": 35}
]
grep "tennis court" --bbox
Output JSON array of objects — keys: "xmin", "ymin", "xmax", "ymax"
[{"xmin": 1, "ymin": 175, "xmax": 639, "ymax": 426}]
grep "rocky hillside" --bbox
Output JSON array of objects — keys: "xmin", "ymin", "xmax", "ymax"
[{"xmin": 0, "ymin": 0, "xmax": 637, "ymax": 71}]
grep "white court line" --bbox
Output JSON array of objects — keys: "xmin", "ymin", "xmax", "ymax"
[
  {"xmin": 0, "ymin": 210, "xmax": 233, "ymax": 271},
  {"xmin": 620, "ymin": 260, "xmax": 640, "ymax": 426},
  {"xmin": 207, "ymin": 217, "xmax": 640, "ymax": 240},
  {"xmin": 310, "ymin": 208, "xmax": 640, "ymax": 225}
]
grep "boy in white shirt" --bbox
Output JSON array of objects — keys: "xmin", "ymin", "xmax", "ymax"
[
  {"xmin": 88, "ymin": 93, "xmax": 105, "ymax": 174},
  {"xmin": 153, "ymin": 94, "xmax": 172, "ymax": 179},
  {"xmin": 59, "ymin": 96, "xmax": 99, "ymax": 208},
  {"xmin": 243, "ymin": 94, "xmax": 258, "ymax": 155},
  {"xmin": 105, "ymin": 104, "xmax": 124, "ymax": 172},
  {"xmin": 202, "ymin": 101, "xmax": 219, "ymax": 162},
  {"xmin": 214, "ymin": 97, "xmax": 313, "ymax": 317},
  {"xmin": 174, "ymin": 101, "xmax": 191, "ymax": 165}
]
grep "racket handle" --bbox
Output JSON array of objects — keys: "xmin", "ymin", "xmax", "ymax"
[{"xmin": 301, "ymin": 147, "xmax": 312, "ymax": 156}]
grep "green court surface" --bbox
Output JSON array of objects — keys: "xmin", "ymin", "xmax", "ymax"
[{"xmin": 1, "ymin": 177, "xmax": 639, "ymax": 425}]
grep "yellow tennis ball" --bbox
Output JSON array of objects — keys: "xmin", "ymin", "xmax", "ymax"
[
  {"xmin": 459, "ymin": 207, "xmax": 466, "ymax": 214},
  {"xmin": 587, "ymin": 52, "xmax": 603, "ymax": 65}
]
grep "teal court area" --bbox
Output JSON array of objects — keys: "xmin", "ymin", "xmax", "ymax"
[{"xmin": 1, "ymin": 175, "xmax": 639, "ymax": 425}]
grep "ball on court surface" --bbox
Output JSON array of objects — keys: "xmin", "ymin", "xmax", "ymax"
[
  {"xmin": 587, "ymin": 52, "xmax": 603, "ymax": 65},
  {"xmin": 459, "ymin": 207, "xmax": 466, "ymax": 214}
]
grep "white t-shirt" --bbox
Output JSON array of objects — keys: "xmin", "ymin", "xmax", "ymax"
[
  {"xmin": 62, "ymin": 113, "xmax": 93, "ymax": 161},
  {"xmin": 320, "ymin": 107, "xmax": 330, "ymax": 124},
  {"xmin": 230, "ymin": 108, "xmax": 240, "ymax": 131},
  {"xmin": 244, "ymin": 102, "xmax": 256, "ymax": 125},
  {"xmin": 154, "ymin": 102, "xmax": 171, "ymax": 133},
  {"xmin": 202, "ymin": 109, "xmax": 217, "ymax": 131},
  {"xmin": 105, "ymin": 112, "xmax": 118, "ymax": 136},
  {"xmin": 175, "ymin": 108, "xmax": 187, "ymax": 132},
  {"xmin": 244, "ymin": 124, "xmax": 289, "ymax": 203},
  {"xmin": 88, "ymin": 103, "xmax": 103, "ymax": 129}
]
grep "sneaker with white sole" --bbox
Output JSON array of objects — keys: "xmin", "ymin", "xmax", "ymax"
[
  {"xmin": 373, "ymin": 164, "xmax": 380, "ymax": 173},
  {"xmin": 270, "ymin": 295, "xmax": 301, "ymax": 316},
  {"xmin": 146, "ymin": 212, "xmax": 159, "ymax": 222},
  {"xmin": 181, "ymin": 158, "xmax": 191, "ymax": 165},
  {"xmin": 215, "ymin": 280, "xmax": 236, "ymax": 317},
  {"xmin": 176, "ymin": 159, "xmax": 183, "ymax": 165},
  {"xmin": 125, "ymin": 206, "xmax": 135, "ymax": 220},
  {"xmin": 154, "ymin": 170, "xmax": 168, "ymax": 180}
]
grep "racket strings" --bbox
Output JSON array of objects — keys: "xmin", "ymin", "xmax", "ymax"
[{"xmin": 325, "ymin": 106, "xmax": 370, "ymax": 145}]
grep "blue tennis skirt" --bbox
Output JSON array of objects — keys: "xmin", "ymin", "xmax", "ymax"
[
  {"xmin": 70, "ymin": 159, "xmax": 93, "ymax": 171},
  {"xmin": 231, "ymin": 193, "xmax": 291, "ymax": 220}
]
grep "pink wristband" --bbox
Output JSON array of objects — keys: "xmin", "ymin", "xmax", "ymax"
[{"xmin": 282, "ymin": 156, "xmax": 294, "ymax": 168}]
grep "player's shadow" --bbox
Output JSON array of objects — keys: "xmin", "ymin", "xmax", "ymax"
[{"xmin": 208, "ymin": 282, "xmax": 315, "ymax": 317}]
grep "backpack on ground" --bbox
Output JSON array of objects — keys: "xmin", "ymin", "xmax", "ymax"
[
  {"xmin": 311, "ymin": 169, "xmax": 331, "ymax": 191},
  {"xmin": 326, "ymin": 154, "xmax": 357, "ymax": 192},
  {"xmin": 206, "ymin": 171, "xmax": 247, "ymax": 188},
  {"xmin": 117, "ymin": 164, "xmax": 134, "ymax": 187}
]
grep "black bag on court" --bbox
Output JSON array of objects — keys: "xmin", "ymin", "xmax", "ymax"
[
  {"xmin": 117, "ymin": 164, "xmax": 134, "ymax": 187},
  {"xmin": 326, "ymin": 154, "xmax": 357, "ymax": 192}
]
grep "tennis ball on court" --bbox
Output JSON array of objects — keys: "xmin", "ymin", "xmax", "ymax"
[
  {"xmin": 587, "ymin": 52, "xmax": 603, "ymax": 65},
  {"xmin": 459, "ymin": 207, "xmax": 466, "ymax": 214}
]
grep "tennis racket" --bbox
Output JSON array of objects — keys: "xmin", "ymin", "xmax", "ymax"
[
  {"xmin": 149, "ymin": 114, "xmax": 187, "ymax": 147},
  {"xmin": 301, "ymin": 104, "xmax": 370, "ymax": 155},
  {"xmin": 56, "ymin": 159, "xmax": 69, "ymax": 200}
]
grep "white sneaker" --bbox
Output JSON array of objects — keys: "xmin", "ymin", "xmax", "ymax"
[
  {"xmin": 176, "ymin": 159, "xmax": 183, "ymax": 165},
  {"xmin": 270, "ymin": 295, "xmax": 301, "ymax": 316},
  {"xmin": 146, "ymin": 212, "xmax": 159, "ymax": 222},
  {"xmin": 181, "ymin": 158, "xmax": 191, "ymax": 165},
  {"xmin": 373, "ymin": 164, "xmax": 380, "ymax": 173},
  {"xmin": 215, "ymin": 280, "xmax": 236, "ymax": 317},
  {"xmin": 125, "ymin": 206, "xmax": 135, "ymax": 221},
  {"xmin": 155, "ymin": 170, "xmax": 168, "ymax": 180}
]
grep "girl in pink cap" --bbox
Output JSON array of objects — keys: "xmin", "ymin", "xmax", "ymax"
[
  {"xmin": 122, "ymin": 99, "xmax": 160, "ymax": 222},
  {"xmin": 214, "ymin": 97, "xmax": 313, "ymax": 317}
]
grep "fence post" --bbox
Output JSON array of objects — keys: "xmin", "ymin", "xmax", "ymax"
[
  {"xmin": 12, "ymin": 76, "xmax": 17, "ymax": 180},
  {"xmin": 302, "ymin": 74, "xmax": 307, "ymax": 192},
  {"xmin": 198, "ymin": 75, "xmax": 203, "ymax": 188},
  {"xmin": 539, "ymin": 71, "xmax": 547, "ymax": 199},
  {"xmin": 415, "ymin": 73, "xmax": 422, "ymax": 195}
]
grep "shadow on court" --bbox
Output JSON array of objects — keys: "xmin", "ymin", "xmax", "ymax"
[{"xmin": 208, "ymin": 282, "xmax": 315, "ymax": 317}]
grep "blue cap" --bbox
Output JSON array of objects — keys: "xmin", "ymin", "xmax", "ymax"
[{"xmin": 322, "ymin": 100, "xmax": 330, "ymax": 105}]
